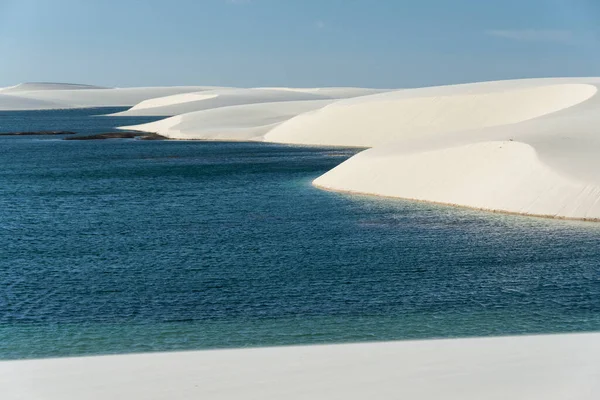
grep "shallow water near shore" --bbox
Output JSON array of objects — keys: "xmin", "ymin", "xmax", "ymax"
[{"xmin": 1, "ymin": 109, "xmax": 600, "ymax": 360}]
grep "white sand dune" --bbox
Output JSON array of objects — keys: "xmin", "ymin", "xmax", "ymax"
[
  {"xmin": 0, "ymin": 83, "xmax": 216, "ymax": 110},
  {"xmin": 0, "ymin": 94, "xmax": 69, "ymax": 110},
  {"xmin": 254, "ymin": 87, "xmax": 388, "ymax": 97},
  {"xmin": 122, "ymin": 100, "xmax": 334, "ymax": 141},
  {"xmin": 125, "ymin": 91, "xmax": 220, "ymax": 110},
  {"xmin": 265, "ymin": 78, "xmax": 600, "ymax": 221},
  {"xmin": 264, "ymin": 79, "xmax": 598, "ymax": 147},
  {"xmin": 314, "ymin": 140, "xmax": 600, "ymax": 220},
  {"xmin": 116, "ymin": 77, "xmax": 600, "ymax": 220},
  {"xmin": 12, "ymin": 86, "xmax": 214, "ymax": 109},
  {"xmin": 1, "ymin": 333, "xmax": 599, "ymax": 399},
  {"xmin": 0, "ymin": 82, "xmax": 108, "ymax": 93},
  {"xmin": 112, "ymin": 87, "xmax": 387, "ymax": 117}
]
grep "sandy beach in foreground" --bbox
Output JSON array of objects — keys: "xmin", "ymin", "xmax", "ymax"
[{"xmin": 2, "ymin": 333, "xmax": 599, "ymax": 399}]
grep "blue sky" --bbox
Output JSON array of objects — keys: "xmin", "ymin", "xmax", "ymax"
[{"xmin": 0, "ymin": 0, "xmax": 599, "ymax": 87}]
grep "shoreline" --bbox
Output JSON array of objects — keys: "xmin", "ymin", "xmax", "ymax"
[{"xmin": 313, "ymin": 181, "xmax": 600, "ymax": 224}]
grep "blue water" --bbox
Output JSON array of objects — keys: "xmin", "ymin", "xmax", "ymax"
[
  {"xmin": 0, "ymin": 107, "xmax": 161, "ymax": 136},
  {"xmin": 1, "ymin": 109, "xmax": 600, "ymax": 360}
]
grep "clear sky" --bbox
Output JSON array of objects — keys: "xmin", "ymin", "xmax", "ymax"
[{"xmin": 1, "ymin": 0, "xmax": 599, "ymax": 88}]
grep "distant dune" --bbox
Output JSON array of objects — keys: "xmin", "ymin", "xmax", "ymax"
[
  {"xmin": 0, "ymin": 94, "xmax": 68, "ymax": 110},
  {"xmin": 0, "ymin": 83, "xmax": 216, "ymax": 110},
  {"xmin": 0, "ymin": 82, "xmax": 108, "ymax": 93},
  {"xmin": 111, "ymin": 87, "xmax": 387, "ymax": 117}
]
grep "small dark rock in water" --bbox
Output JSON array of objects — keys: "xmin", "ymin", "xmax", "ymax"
[
  {"xmin": 64, "ymin": 132, "xmax": 139, "ymax": 140},
  {"xmin": 138, "ymin": 133, "xmax": 167, "ymax": 140},
  {"xmin": 64, "ymin": 132, "xmax": 166, "ymax": 140},
  {"xmin": 0, "ymin": 131, "xmax": 76, "ymax": 136}
]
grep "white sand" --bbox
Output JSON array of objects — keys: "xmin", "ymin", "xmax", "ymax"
[
  {"xmin": 112, "ymin": 87, "xmax": 387, "ymax": 117},
  {"xmin": 314, "ymin": 140, "xmax": 600, "ymax": 219},
  {"xmin": 1, "ymin": 333, "xmax": 599, "ymax": 399},
  {"xmin": 0, "ymin": 82, "xmax": 108, "ymax": 93},
  {"xmin": 126, "ymin": 91, "xmax": 221, "ymax": 111},
  {"xmin": 303, "ymin": 78, "xmax": 600, "ymax": 220},
  {"xmin": 0, "ymin": 94, "xmax": 68, "ymax": 110},
  {"xmin": 0, "ymin": 84, "xmax": 215, "ymax": 110},
  {"xmin": 264, "ymin": 80, "xmax": 597, "ymax": 147},
  {"xmin": 122, "ymin": 100, "xmax": 334, "ymax": 141}
]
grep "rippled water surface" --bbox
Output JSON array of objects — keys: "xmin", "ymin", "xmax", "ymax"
[{"xmin": 1, "ymin": 109, "xmax": 600, "ymax": 360}]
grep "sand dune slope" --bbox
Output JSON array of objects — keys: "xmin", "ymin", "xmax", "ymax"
[
  {"xmin": 122, "ymin": 100, "xmax": 334, "ymax": 141},
  {"xmin": 112, "ymin": 87, "xmax": 387, "ymax": 117},
  {"xmin": 0, "ymin": 94, "xmax": 68, "ymax": 110},
  {"xmin": 1, "ymin": 333, "xmax": 599, "ymax": 399},
  {"xmin": 314, "ymin": 140, "xmax": 600, "ymax": 220},
  {"xmin": 265, "ymin": 80, "xmax": 597, "ymax": 147}
]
